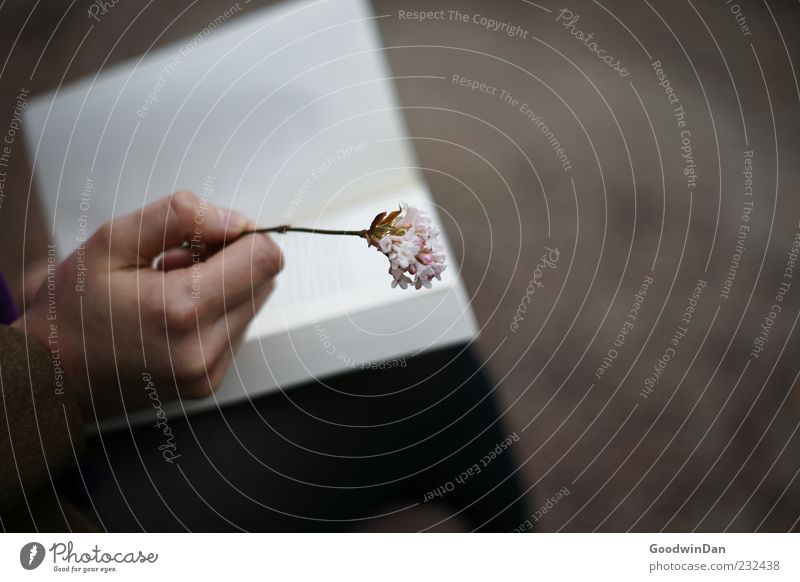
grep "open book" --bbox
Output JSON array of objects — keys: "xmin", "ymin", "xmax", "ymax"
[{"xmin": 24, "ymin": 0, "xmax": 477, "ymax": 429}]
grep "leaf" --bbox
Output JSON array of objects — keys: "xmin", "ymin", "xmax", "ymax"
[
  {"xmin": 370, "ymin": 211, "xmax": 387, "ymax": 230},
  {"xmin": 382, "ymin": 209, "xmax": 401, "ymax": 225}
]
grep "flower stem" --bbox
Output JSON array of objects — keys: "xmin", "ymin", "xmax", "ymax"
[{"xmin": 245, "ymin": 226, "xmax": 367, "ymax": 237}]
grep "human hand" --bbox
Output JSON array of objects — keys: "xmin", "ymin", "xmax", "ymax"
[{"xmin": 12, "ymin": 191, "xmax": 282, "ymax": 420}]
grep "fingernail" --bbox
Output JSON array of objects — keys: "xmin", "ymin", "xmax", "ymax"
[{"xmin": 219, "ymin": 208, "xmax": 253, "ymax": 231}]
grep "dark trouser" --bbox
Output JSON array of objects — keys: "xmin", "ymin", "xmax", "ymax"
[{"xmin": 72, "ymin": 345, "xmax": 528, "ymax": 532}]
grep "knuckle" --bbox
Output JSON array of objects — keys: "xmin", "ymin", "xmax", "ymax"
[
  {"xmin": 171, "ymin": 332, "xmax": 226, "ymax": 389},
  {"xmin": 169, "ymin": 190, "xmax": 201, "ymax": 225},
  {"xmin": 175, "ymin": 362, "xmax": 208, "ymax": 388},
  {"xmin": 171, "ymin": 189, "xmax": 200, "ymax": 211},
  {"xmin": 142, "ymin": 279, "xmax": 171, "ymax": 325},
  {"xmin": 251, "ymin": 236, "xmax": 284, "ymax": 277},
  {"xmin": 165, "ymin": 298, "xmax": 198, "ymax": 331},
  {"xmin": 184, "ymin": 381, "xmax": 215, "ymax": 399},
  {"xmin": 172, "ymin": 344, "xmax": 208, "ymax": 385},
  {"xmin": 91, "ymin": 221, "xmax": 113, "ymax": 248}
]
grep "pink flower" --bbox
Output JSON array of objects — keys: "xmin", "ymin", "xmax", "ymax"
[{"xmin": 364, "ymin": 203, "xmax": 446, "ymax": 289}]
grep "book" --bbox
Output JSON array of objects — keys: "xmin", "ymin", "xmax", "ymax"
[{"xmin": 24, "ymin": 0, "xmax": 477, "ymax": 429}]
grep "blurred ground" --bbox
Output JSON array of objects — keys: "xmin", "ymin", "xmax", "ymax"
[{"xmin": 0, "ymin": 0, "xmax": 798, "ymax": 531}]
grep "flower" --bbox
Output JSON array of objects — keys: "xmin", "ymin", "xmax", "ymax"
[
  {"xmin": 364, "ymin": 203, "xmax": 446, "ymax": 289},
  {"xmin": 244, "ymin": 202, "xmax": 447, "ymax": 289}
]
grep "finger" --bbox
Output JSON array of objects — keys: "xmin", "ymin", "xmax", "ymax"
[
  {"xmin": 105, "ymin": 191, "xmax": 255, "ymax": 267},
  {"xmin": 181, "ymin": 334, "xmax": 246, "ymax": 401},
  {"xmin": 154, "ymin": 247, "xmax": 195, "ymax": 271},
  {"xmin": 180, "ymin": 281, "xmax": 272, "ymax": 398},
  {"xmin": 188, "ymin": 232, "xmax": 283, "ymax": 316},
  {"xmin": 154, "ymin": 242, "xmax": 227, "ymax": 271}
]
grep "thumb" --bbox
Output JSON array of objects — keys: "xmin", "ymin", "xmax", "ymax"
[{"xmin": 104, "ymin": 191, "xmax": 254, "ymax": 268}]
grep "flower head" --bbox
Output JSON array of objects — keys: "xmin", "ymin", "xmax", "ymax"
[{"xmin": 364, "ymin": 203, "xmax": 446, "ymax": 289}]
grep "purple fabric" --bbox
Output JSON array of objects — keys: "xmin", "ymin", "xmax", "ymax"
[{"xmin": 0, "ymin": 271, "xmax": 18, "ymax": 325}]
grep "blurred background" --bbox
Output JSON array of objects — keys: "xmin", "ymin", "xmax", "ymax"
[{"xmin": 0, "ymin": 0, "xmax": 798, "ymax": 531}]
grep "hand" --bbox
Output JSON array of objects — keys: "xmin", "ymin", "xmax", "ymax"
[{"xmin": 12, "ymin": 191, "xmax": 283, "ymax": 420}]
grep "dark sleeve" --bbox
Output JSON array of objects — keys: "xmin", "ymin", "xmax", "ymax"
[{"xmin": 0, "ymin": 325, "xmax": 85, "ymax": 515}]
